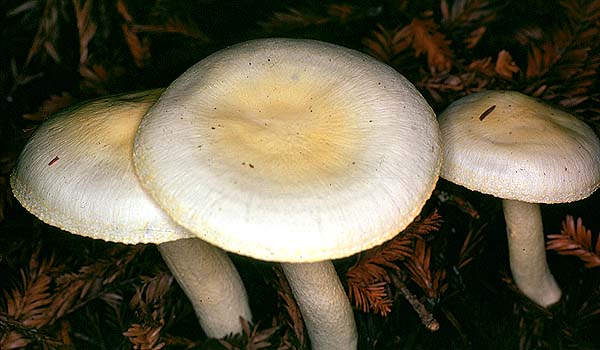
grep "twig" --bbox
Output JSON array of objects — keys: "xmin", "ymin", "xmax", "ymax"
[{"xmin": 390, "ymin": 274, "xmax": 439, "ymax": 331}]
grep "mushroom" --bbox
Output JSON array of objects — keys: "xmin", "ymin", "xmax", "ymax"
[
  {"xmin": 438, "ymin": 90, "xmax": 600, "ymax": 307},
  {"xmin": 133, "ymin": 39, "xmax": 442, "ymax": 349},
  {"xmin": 10, "ymin": 89, "xmax": 252, "ymax": 338}
]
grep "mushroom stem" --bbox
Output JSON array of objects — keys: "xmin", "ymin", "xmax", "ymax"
[
  {"xmin": 280, "ymin": 261, "xmax": 357, "ymax": 350},
  {"xmin": 157, "ymin": 238, "xmax": 252, "ymax": 338},
  {"xmin": 502, "ymin": 199, "xmax": 561, "ymax": 307}
]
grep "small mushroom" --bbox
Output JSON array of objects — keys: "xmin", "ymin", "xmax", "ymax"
[
  {"xmin": 438, "ymin": 90, "xmax": 600, "ymax": 306},
  {"xmin": 10, "ymin": 89, "xmax": 252, "ymax": 337},
  {"xmin": 134, "ymin": 39, "xmax": 442, "ymax": 349}
]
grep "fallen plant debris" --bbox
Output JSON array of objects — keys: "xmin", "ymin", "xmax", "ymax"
[
  {"xmin": 1, "ymin": 0, "xmax": 599, "ymax": 349},
  {"xmin": 547, "ymin": 215, "xmax": 600, "ymax": 268},
  {"xmin": 346, "ymin": 211, "xmax": 443, "ymax": 317}
]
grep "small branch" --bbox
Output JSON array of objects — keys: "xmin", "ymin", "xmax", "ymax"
[{"xmin": 390, "ymin": 274, "xmax": 439, "ymax": 331}]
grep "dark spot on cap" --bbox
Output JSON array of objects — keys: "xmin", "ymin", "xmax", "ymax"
[
  {"xmin": 479, "ymin": 105, "xmax": 496, "ymax": 121},
  {"xmin": 48, "ymin": 156, "xmax": 60, "ymax": 166}
]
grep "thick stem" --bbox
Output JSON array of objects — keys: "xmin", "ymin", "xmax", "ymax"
[
  {"xmin": 502, "ymin": 199, "xmax": 561, "ymax": 307},
  {"xmin": 280, "ymin": 261, "xmax": 357, "ymax": 350},
  {"xmin": 158, "ymin": 238, "xmax": 252, "ymax": 338}
]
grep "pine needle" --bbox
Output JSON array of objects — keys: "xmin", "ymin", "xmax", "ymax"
[
  {"xmin": 116, "ymin": 0, "xmax": 150, "ymax": 68},
  {"xmin": 522, "ymin": 0, "xmax": 600, "ymax": 111},
  {"xmin": 404, "ymin": 239, "xmax": 448, "ymax": 301},
  {"xmin": 259, "ymin": 8, "xmax": 329, "ymax": 31},
  {"xmin": 123, "ymin": 321, "xmax": 166, "ymax": 350},
  {"xmin": 124, "ymin": 272, "xmax": 173, "ymax": 350},
  {"xmin": 25, "ymin": 0, "xmax": 61, "ymax": 65},
  {"xmin": 547, "ymin": 215, "xmax": 600, "ymax": 268},
  {"xmin": 72, "ymin": 0, "xmax": 97, "ymax": 66},
  {"xmin": 259, "ymin": 4, "xmax": 364, "ymax": 32},
  {"xmin": 364, "ymin": 15, "xmax": 454, "ymax": 74},
  {"xmin": 441, "ymin": 0, "xmax": 496, "ymax": 48},
  {"xmin": 219, "ymin": 319, "xmax": 280, "ymax": 350},
  {"xmin": 346, "ymin": 211, "xmax": 442, "ymax": 315},
  {"xmin": 51, "ymin": 245, "xmax": 142, "ymax": 319},
  {"xmin": 441, "ymin": 0, "xmax": 496, "ymax": 27},
  {"xmin": 272, "ymin": 266, "xmax": 305, "ymax": 347},
  {"xmin": 363, "ymin": 25, "xmax": 411, "ymax": 67},
  {"xmin": 0, "ymin": 253, "xmax": 59, "ymax": 349}
]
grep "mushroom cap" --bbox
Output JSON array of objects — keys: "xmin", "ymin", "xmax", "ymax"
[
  {"xmin": 10, "ymin": 89, "xmax": 194, "ymax": 243},
  {"xmin": 134, "ymin": 38, "xmax": 441, "ymax": 262},
  {"xmin": 439, "ymin": 90, "xmax": 600, "ymax": 203}
]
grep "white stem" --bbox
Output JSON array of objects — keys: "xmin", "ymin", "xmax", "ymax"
[
  {"xmin": 502, "ymin": 199, "xmax": 561, "ymax": 307},
  {"xmin": 158, "ymin": 238, "xmax": 252, "ymax": 338},
  {"xmin": 281, "ymin": 261, "xmax": 357, "ymax": 350}
]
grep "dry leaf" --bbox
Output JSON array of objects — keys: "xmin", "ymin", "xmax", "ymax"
[
  {"xmin": 404, "ymin": 17, "xmax": 454, "ymax": 73},
  {"xmin": 495, "ymin": 50, "xmax": 519, "ymax": 79}
]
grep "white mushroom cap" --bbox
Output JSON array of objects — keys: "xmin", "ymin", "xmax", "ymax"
[
  {"xmin": 10, "ymin": 89, "xmax": 194, "ymax": 243},
  {"xmin": 134, "ymin": 38, "xmax": 442, "ymax": 262},
  {"xmin": 439, "ymin": 90, "xmax": 600, "ymax": 203},
  {"xmin": 11, "ymin": 90, "xmax": 255, "ymax": 335}
]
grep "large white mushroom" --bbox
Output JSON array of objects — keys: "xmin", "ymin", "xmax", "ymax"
[
  {"xmin": 10, "ymin": 89, "xmax": 252, "ymax": 338},
  {"xmin": 133, "ymin": 39, "xmax": 442, "ymax": 349},
  {"xmin": 438, "ymin": 90, "xmax": 600, "ymax": 307}
]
